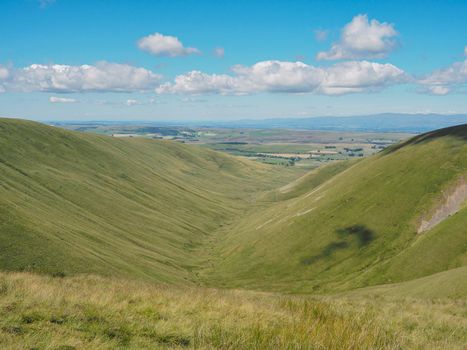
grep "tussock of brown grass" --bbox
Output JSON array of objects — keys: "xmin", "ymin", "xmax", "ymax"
[
  {"xmin": 0, "ymin": 273, "xmax": 393, "ymax": 349},
  {"xmin": 0, "ymin": 272, "xmax": 465, "ymax": 349}
]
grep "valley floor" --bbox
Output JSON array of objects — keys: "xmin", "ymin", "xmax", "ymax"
[
  {"xmin": 0, "ymin": 120, "xmax": 466, "ymax": 348},
  {"xmin": 0, "ymin": 272, "xmax": 465, "ymax": 349}
]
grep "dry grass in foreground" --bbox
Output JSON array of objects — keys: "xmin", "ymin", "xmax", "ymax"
[{"xmin": 0, "ymin": 272, "xmax": 465, "ymax": 349}]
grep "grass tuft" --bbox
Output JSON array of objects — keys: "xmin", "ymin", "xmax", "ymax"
[{"xmin": 0, "ymin": 272, "xmax": 464, "ymax": 349}]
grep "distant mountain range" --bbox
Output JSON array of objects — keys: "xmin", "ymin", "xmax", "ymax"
[
  {"xmin": 190, "ymin": 113, "xmax": 467, "ymax": 133},
  {"xmin": 50, "ymin": 113, "xmax": 467, "ymax": 133}
]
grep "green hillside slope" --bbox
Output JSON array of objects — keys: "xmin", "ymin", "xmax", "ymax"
[
  {"xmin": 344, "ymin": 265, "xmax": 467, "ymax": 299},
  {"xmin": 1, "ymin": 118, "xmax": 465, "ymax": 349},
  {"xmin": 1, "ymin": 118, "xmax": 466, "ymax": 297},
  {"xmin": 0, "ymin": 118, "xmax": 291, "ymax": 283},
  {"xmin": 204, "ymin": 124, "xmax": 467, "ymax": 293}
]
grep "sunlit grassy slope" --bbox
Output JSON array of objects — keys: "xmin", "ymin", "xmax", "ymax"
[
  {"xmin": 0, "ymin": 118, "xmax": 292, "ymax": 283},
  {"xmin": 1, "ymin": 271, "xmax": 465, "ymax": 350},
  {"xmin": 345, "ymin": 265, "xmax": 467, "ymax": 299},
  {"xmin": 0, "ymin": 118, "xmax": 466, "ymax": 348},
  {"xmin": 1, "ymin": 118, "xmax": 466, "ymax": 297},
  {"xmin": 204, "ymin": 124, "xmax": 467, "ymax": 293}
]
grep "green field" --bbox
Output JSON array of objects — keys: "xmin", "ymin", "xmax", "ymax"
[
  {"xmin": 57, "ymin": 122, "xmax": 412, "ymax": 169},
  {"xmin": 192, "ymin": 128, "xmax": 411, "ymax": 168},
  {"xmin": 0, "ymin": 118, "xmax": 466, "ymax": 348}
]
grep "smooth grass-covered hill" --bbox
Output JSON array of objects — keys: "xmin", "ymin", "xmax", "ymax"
[
  {"xmin": 0, "ymin": 118, "xmax": 291, "ymax": 283},
  {"xmin": 204, "ymin": 124, "xmax": 467, "ymax": 294},
  {"xmin": 0, "ymin": 118, "xmax": 466, "ymax": 348},
  {"xmin": 0, "ymin": 117, "xmax": 466, "ymax": 299}
]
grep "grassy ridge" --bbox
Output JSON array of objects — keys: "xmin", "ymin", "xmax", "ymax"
[
  {"xmin": 1, "ymin": 271, "xmax": 465, "ymax": 349},
  {"xmin": 0, "ymin": 118, "xmax": 293, "ymax": 283},
  {"xmin": 262, "ymin": 160, "xmax": 356, "ymax": 202},
  {"xmin": 205, "ymin": 125, "xmax": 467, "ymax": 293},
  {"xmin": 345, "ymin": 265, "xmax": 467, "ymax": 299}
]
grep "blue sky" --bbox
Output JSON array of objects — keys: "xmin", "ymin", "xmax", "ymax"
[{"xmin": 0, "ymin": 0, "xmax": 466, "ymax": 121}]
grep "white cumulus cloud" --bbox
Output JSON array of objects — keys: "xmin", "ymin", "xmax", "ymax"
[
  {"xmin": 318, "ymin": 60, "xmax": 407, "ymax": 95},
  {"xmin": 317, "ymin": 14, "xmax": 398, "ymax": 60},
  {"xmin": 125, "ymin": 98, "xmax": 159, "ymax": 106},
  {"xmin": 0, "ymin": 66, "xmax": 10, "ymax": 80},
  {"xmin": 213, "ymin": 47, "xmax": 225, "ymax": 58},
  {"xmin": 126, "ymin": 99, "xmax": 139, "ymax": 106},
  {"xmin": 137, "ymin": 33, "xmax": 200, "ymax": 57},
  {"xmin": 49, "ymin": 96, "xmax": 77, "ymax": 103},
  {"xmin": 157, "ymin": 71, "xmax": 239, "ymax": 95},
  {"xmin": 0, "ymin": 66, "xmax": 10, "ymax": 93},
  {"xmin": 419, "ymin": 59, "xmax": 467, "ymax": 95},
  {"xmin": 425, "ymin": 86, "xmax": 450, "ymax": 95},
  {"xmin": 156, "ymin": 60, "xmax": 407, "ymax": 96},
  {"xmin": 5, "ymin": 62, "xmax": 162, "ymax": 93}
]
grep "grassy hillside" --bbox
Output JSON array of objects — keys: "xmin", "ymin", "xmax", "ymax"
[
  {"xmin": 0, "ymin": 271, "xmax": 465, "ymax": 349},
  {"xmin": 345, "ymin": 265, "xmax": 467, "ymax": 299},
  {"xmin": 0, "ymin": 118, "xmax": 293, "ymax": 283},
  {"xmin": 204, "ymin": 124, "xmax": 467, "ymax": 293},
  {"xmin": 0, "ymin": 119, "xmax": 466, "ymax": 348},
  {"xmin": 1, "ymin": 118, "xmax": 466, "ymax": 294}
]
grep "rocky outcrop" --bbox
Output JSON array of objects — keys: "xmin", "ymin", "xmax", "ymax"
[{"xmin": 418, "ymin": 177, "xmax": 467, "ymax": 233}]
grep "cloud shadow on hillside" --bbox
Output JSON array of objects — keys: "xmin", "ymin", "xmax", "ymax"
[
  {"xmin": 300, "ymin": 224, "xmax": 375, "ymax": 265},
  {"xmin": 336, "ymin": 224, "xmax": 374, "ymax": 247}
]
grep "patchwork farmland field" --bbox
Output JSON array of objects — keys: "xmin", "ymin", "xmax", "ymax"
[{"xmin": 57, "ymin": 122, "xmax": 413, "ymax": 169}]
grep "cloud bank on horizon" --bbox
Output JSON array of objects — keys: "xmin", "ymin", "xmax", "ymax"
[
  {"xmin": 156, "ymin": 60, "xmax": 407, "ymax": 95},
  {"xmin": 0, "ymin": 0, "xmax": 466, "ymax": 119},
  {"xmin": 0, "ymin": 62, "xmax": 161, "ymax": 93},
  {"xmin": 0, "ymin": 14, "xmax": 464, "ymax": 98}
]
